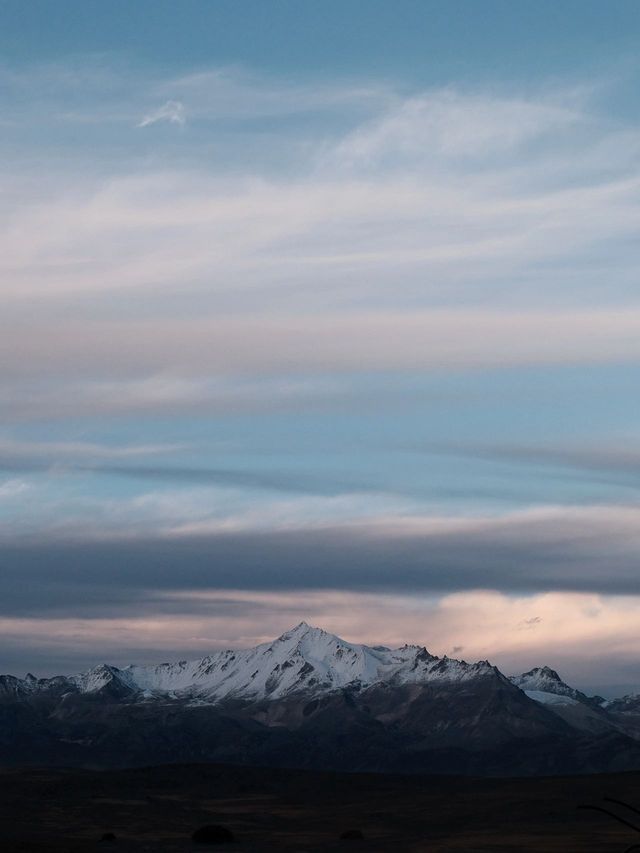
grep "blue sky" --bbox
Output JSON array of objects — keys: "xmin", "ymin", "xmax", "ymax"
[
  {"xmin": 2, "ymin": 1, "xmax": 639, "ymax": 84},
  {"xmin": 2, "ymin": 1, "xmax": 640, "ymax": 693}
]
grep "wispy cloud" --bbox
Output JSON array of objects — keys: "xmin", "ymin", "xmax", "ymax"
[
  {"xmin": 0, "ymin": 373, "xmax": 353, "ymax": 423},
  {"xmin": 429, "ymin": 441, "xmax": 640, "ymax": 487},
  {"xmin": 0, "ymin": 437, "xmax": 185, "ymax": 462},
  {"xmin": 137, "ymin": 99, "xmax": 186, "ymax": 127},
  {"xmin": 329, "ymin": 89, "xmax": 586, "ymax": 167},
  {"xmin": 0, "ymin": 478, "xmax": 31, "ymax": 499},
  {"xmin": 2, "ymin": 71, "xmax": 638, "ymax": 312}
]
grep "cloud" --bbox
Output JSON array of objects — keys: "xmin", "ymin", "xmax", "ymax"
[
  {"xmin": 0, "ymin": 483, "xmax": 416, "ymax": 543},
  {"xmin": 1, "ymin": 72, "xmax": 638, "ymax": 316},
  {"xmin": 0, "ymin": 437, "xmax": 185, "ymax": 463},
  {"xmin": 0, "ymin": 374, "xmax": 351, "ymax": 422},
  {"xmin": 0, "ymin": 437, "xmax": 385, "ymax": 499},
  {"xmin": 3, "ymin": 310, "xmax": 640, "ymax": 388},
  {"xmin": 0, "ymin": 70, "xmax": 638, "ymax": 436},
  {"xmin": 2, "ymin": 504, "xmax": 640, "ymax": 615},
  {"xmin": 3, "ymin": 158, "xmax": 639, "ymax": 304},
  {"xmin": 0, "ymin": 478, "xmax": 31, "ymax": 499},
  {"xmin": 438, "ymin": 441, "xmax": 640, "ymax": 482},
  {"xmin": 518, "ymin": 616, "xmax": 542, "ymax": 629},
  {"xmin": 137, "ymin": 99, "xmax": 186, "ymax": 127},
  {"xmin": 161, "ymin": 66, "xmax": 390, "ymax": 121},
  {"xmin": 421, "ymin": 441, "xmax": 640, "ymax": 496},
  {"xmin": 329, "ymin": 89, "xmax": 585, "ymax": 168}
]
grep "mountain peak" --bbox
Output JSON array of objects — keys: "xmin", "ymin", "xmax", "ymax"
[
  {"xmin": 75, "ymin": 663, "xmax": 136, "ymax": 696},
  {"xmin": 525, "ymin": 666, "xmax": 562, "ymax": 681},
  {"xmin": 509, "ymin": 666, "xmax": 590, "ymax": 704},
  {"xmin": 276, "ymin": 621, "xmax": 329, "ymax": 643}
]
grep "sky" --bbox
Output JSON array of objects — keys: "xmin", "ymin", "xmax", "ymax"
[{"xmin": 1, "ymin": 1, "xmax": 640, "ymax": 694}]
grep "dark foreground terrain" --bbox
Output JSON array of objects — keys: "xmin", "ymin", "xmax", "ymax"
[{"xmin": 1, "ymin": 763, "xmax": 640, "ymax": 852}]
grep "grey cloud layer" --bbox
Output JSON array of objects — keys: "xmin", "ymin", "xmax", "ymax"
[{"xmin": 2, "ymin": 506, "xmax": 639, "ymax": 617}]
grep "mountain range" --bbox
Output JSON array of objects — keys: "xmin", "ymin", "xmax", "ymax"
[{"xmin": 2, "ymin": 622, "xmax": 640, "ymax": 775}]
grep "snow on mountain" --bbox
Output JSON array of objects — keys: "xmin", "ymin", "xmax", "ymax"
[
  {"xmin": 603, "ymin": 693, "xmax": 640, "ymax": 712},
  {"xmin": 0, "ymin": 673, "xmax": 36, "ymax": 699},
  {"xmin": 508, "ymin": 667, "xmax": 616, "ymax": 734},
  {"xmin": 522, "ymin": 689, "xmax": 579, "ymax": 706},
  {"xmin": 72, "ymin": 664, "xmax": 138, "ymax": 695},
  {"xmin": 6, "ymin": 622, "xmax": 505, "ymax": 703},
  {"xmin": 123, "ymin": 622, "xmax": 502, "ymax": 701},
  {"xmin": 510, "ymin": 666, "xmax": 604, "ymax": 713},
  {"xmin": 510, "ymin": 667, "xmax": 582, "ymax": 700}
]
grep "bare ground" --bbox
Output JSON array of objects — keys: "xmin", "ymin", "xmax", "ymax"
[{"xmin": 1, "ymin": 763, "xmax": 640, "ymax": 851}]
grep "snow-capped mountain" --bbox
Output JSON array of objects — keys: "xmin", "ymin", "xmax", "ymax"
[
  {"xmin": 600, "ymin": 692, "xmax": 640, "ymax": 739},
  {"xmin": 509, "ymin": 666, "xmax": 599, "ymax": 707},
  {"xmin": 509, "ymin": 666, "xmax": 612, "ymax": 734},
  {"xmin": 8, "ymin": 622, "xmax": 503, "ymax": 703},
  {"xmin": 605, "ymin": 692, "xmax": 640, "ymax": 712},
  {"xmin": 2, "ymin": 623, "xmax": 640, "ymax": 776}
]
